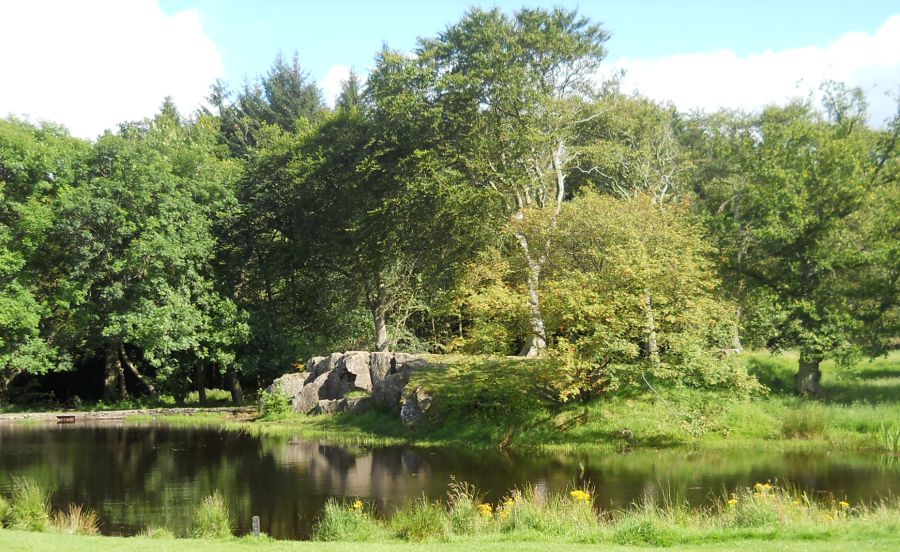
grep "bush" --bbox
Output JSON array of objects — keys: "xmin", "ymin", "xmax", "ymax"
[
  {"xmin": 51, "ymin": 504, "xmax": 100, "ymax": 535},
  {"xmin": 8, "ymin": 477, "xmax": 51, "ymax": 531},
  {"xmin": 312, "ymin": 499, "xmax": 382, "ymax": 541},
  {"xmin": 192, "ymin": 492, "xmax": 233, "ymax": 539},
  {"xmin": 782, "ymin": 404, "xmax": 829, "ymax": 439},
  {"xmin": 259, "ymin": 387, "xmax": 292, "ymax": 420},
  {"xmin": 389, "ymin": 498, "xmax": 448, "ymax": 542}
]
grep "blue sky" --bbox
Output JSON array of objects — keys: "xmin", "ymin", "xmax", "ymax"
[
  {"xmin": 1, "ymin": 1, "xmax": 898, "ymax": 138},
  {"xmin": 159, "ymin": 0, "xmax": 900, "ymax": 82}
]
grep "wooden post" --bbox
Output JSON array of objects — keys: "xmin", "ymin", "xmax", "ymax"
[{"xmin": 251, "ymin": 515, "xmax": 260, "ymax": 537}]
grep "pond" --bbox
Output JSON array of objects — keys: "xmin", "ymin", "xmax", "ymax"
[{"xmin": 1, "ymin": 421, "xmax": 898, "ymax": 539}]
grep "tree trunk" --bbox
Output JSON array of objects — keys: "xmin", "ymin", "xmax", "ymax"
[
  {"xmin": 521, "ymin": 257, "xmax": 547, "ymax": 357},
  {"xmin": 102, "ymin": 344, "xmax": 127, "ymax": 402},
  {"xmin": 368, "ymin": 273, "xmax": 390, "ymax": 352},
  {"xmin": 196, "ymin": 361, "xmax": 207, "ymax": 404},
  {"xmin": 644, "ymin": 295, "xmax": 660, "ymax": 366},
  {"xmin": 731, "ymin": 303, "xmax": 744, "ymax": 353},
  {"xmin": 119, "ymin": 346, "xmax": 157, "ymax": 398},
  {"xmin": 795, "ymin": 351, "xmax": 823, "ymax": 396},
  {"xmin": 228, "ymin": 369, "xmax": 244, "ymax": 405}
]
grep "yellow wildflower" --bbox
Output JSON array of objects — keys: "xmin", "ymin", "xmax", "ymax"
[
  {"xmin": 351, "ymin": 500, "xmax": 363, "ymax": 511},
  {"xmin": 570, "ymin": 490, "xmax": 591, "ymax": 502},
  {"xmin": 839, "ymin": 501, "xmax": 850, "ymax": 510},
  {"xmin": 476, "ymin": 503, "xmax": 493, "ymax": 518},
  {"xmin": 792, "ymin": 499, "xmax": 801, "ymax": 506},
  {"xmin": 727, "ymin": 498, "xmax": 737, "ymax": 506},
  {"xmin": 499, "ymin": 509, "xmax": 510, "ymax": 520}
]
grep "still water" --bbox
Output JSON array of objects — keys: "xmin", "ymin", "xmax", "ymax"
[{"xmin": 1, "ymin": 421, "xmax": 898, "ymax": 539}]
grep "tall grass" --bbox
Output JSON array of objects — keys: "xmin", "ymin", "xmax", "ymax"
[
  {"xmin": 312, "ymin": 499, "xmax": 383, "ymax": 541},
  {"xmin": 877, "ymin": 423, "xmax": 900, "ymax": 453},
  {"xmin": 7, "ymin": 477, "xmax": 51, "ymax": 531},
  {"xmin": 0, "ymin": 494, "xmax": 10, "ymax": 526},
  {"xmin": 191, "ymin": 492, "xmax": 233, "ymax": 539},
  {"xmin": 389, "ymin": 497, "xmax": 448, "ymax": 541},
  {"xmin": 51, "ymin": 504, "xmax": 100, "ymax": 535},
  {"xmin": 309, "ymin": 480, "xmax": 900, "ymax": 545},
  {"xmin": 781, "ymin": 403, "xmax": 830, "ymax": 439}
]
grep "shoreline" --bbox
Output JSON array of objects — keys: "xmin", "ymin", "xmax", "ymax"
[{"xmin": 0, "ymin": 406, "xmax": 257, "ymax": 423}]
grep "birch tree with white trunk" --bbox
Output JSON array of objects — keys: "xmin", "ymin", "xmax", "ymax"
[{"xmin": 416, "ymin": 7, "xmax": 609, "ymax": 356}]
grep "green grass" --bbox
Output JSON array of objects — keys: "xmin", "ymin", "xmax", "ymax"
[{"xmin": 3, "ymin": 530, "xmax": 900, "ymax": 552}]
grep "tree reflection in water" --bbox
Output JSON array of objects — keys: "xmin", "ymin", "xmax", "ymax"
[{"xmin": 0, "ymin": 422, "xmax": 897, "ymax": 539}]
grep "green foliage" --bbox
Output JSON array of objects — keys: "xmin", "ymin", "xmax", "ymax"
[
  {"xmin": 7, "ymin": 478, "xmax": 50, "ymax": 532},
  {"xmin": 312, "ymin": 499, "xmax": 383, "ymax": 542},
  {"xmin": 684, "ymin": 88, "xmax": 898, "ymax": 381},
  {"xmin": 259, "ymin": 387, "xmax": 292, "ymax": 420},
  {"xmin": 192, "ymin": 492, "xmax": 233, "ymax": 539},
  {"xmin": 0, "ymin": 118, "xmax": 84, "ymax": 394}
]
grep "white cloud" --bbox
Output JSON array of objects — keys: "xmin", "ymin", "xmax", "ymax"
[
  {"xmin": 321, "ymin": 64, "xmax": 352, "ymax": 107},
  {"xmin": 608, "ymin": 15, "xmax": 900, "ymax": 125},
  {"xmin": 0, "ymin": 0, "xmax": 223, "ymax": 139}
]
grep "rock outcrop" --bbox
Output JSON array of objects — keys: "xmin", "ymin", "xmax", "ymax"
[
  {"xmin": 264, "ymin": 351, "xmax": 429, "ymax": 419},
  {"xmin": 400, "ymin": 386, "xmax": 433, "ymax": 426}
]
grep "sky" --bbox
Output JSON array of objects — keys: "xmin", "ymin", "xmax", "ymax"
[{"xmin": 1, "ymin": 0, "xmax": 898, "ymax": 139}]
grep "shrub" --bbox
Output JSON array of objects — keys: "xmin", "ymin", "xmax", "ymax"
[
  {"xmin": 8, "ymin": 477, "xmax": 51, "ymax": 531},
  {"xmin": 259, "ymin": 387, "xmax": 292, "ymax": 420},
  {"xmin": 782, "ymin": 404, "xmax": 829, "ymax": 439},
  {"xmin": 389, "ymin": 498, "xmax": 448, "ymax": 542},
  {"xmin": 51, "ymin": 504, "xmax": 100, "ymax": 535},
  {"xmin": 312, "ymin": 498, "xmax": 382, "ymax": 541},
  {"xmin": 192, "ymin": 492, "xmax": 233, "ymax": 539}
]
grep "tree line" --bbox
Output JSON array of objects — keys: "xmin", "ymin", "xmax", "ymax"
[{"xmin": 1, "ymin": 7, "xmax": 896, "ymax": 405}]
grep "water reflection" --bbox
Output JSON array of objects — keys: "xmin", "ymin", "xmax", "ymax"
[{"xmin": 0, "ymin": 422, "xmax": 897, "ymax": 539}]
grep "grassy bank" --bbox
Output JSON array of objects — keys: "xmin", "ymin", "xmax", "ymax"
[
  {"xmin": 2, "ymin": 480, "xmax": 899, "ymax": 550},
  {"xmin": 125, "ymin": 351, "xmax": 900, "ymax": 455}
]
